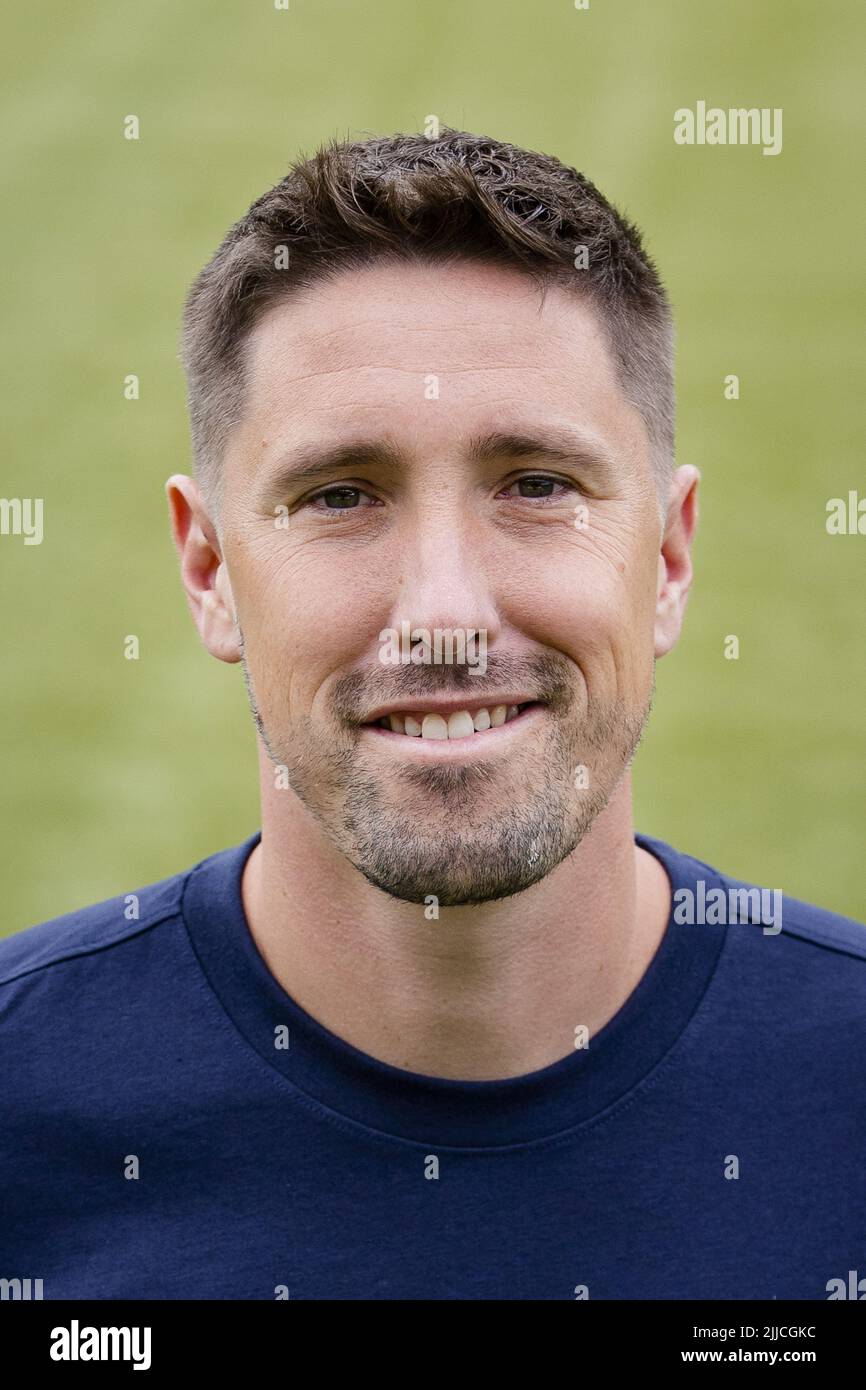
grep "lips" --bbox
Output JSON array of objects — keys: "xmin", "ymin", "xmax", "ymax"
[{"xmin": 366, "ymin": 701, "xmax": 537, "ymax": 740}]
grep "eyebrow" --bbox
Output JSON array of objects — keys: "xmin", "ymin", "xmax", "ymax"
[
  {"xmin": 262, "ymin": 442, "xmax": 403, "ymax": 497},
  {"xmin": 468, "ymin": 429, "xmax": 615, "ymax": 474},
  {"xmin": 260, "ymin": 428, "xmax": 616, "ymax": 498}
]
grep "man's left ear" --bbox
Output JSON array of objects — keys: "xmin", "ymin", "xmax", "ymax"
[{"xmin": 654, "ymin": 465, "xmax": 700, "ymax": 657}]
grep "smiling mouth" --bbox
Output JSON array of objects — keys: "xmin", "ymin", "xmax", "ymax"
[{"xmin": 365, "ymin": 701, "xmax": 541, "ymax": 740}]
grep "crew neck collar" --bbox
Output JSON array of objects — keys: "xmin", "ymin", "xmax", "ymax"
[{"xmin": 181, "ymin": 830, "xmax": 727, "ymax": 1149}]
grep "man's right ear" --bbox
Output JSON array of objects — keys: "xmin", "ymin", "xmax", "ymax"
[{"xmin": 165, "ymin": 475, "xmax": 241, "ymax": 664}]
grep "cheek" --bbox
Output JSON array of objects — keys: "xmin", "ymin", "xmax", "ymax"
[
  {"xmin": 227, "ymin": 536, "xmax": 393, "ymax": 706},
  {"xmin": 499, "ymin": 529, "xmax": 657, "ymax": 686}
]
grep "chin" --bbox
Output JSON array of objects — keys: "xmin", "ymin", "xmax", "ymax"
[
  {"xmin": 356, "ymin": 861, "xmax": 554, "ymax": 908},
  {"xmin": 347, "ymin": 812, "xmax": 591, "ymax": 907}
]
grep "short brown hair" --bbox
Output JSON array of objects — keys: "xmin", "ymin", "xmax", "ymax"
[{"xmin": 180, "ymin": 127, "xmax": 674, "ymax": 506}]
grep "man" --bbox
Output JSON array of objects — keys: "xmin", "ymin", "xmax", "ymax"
[{"xmin": 2, "ymin": 129, "xmax": 864, "ymax": 1301}]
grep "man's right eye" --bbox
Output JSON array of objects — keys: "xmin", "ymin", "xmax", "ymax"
[{"xmin": 307, "ymin": 485, "xmax": 376, "ymax": 512}]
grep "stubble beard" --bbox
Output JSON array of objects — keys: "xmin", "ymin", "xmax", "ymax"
[{"xmin": 240, "ymin": 641, "xmax": 654, "ymax": 907}]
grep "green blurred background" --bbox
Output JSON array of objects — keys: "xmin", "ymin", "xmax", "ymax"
[{"xmin": 1, "ymin": 0, "xmax": 863, "ymax": 934}]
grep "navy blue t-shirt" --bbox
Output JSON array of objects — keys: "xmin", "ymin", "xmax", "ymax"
[{"xmin": 1, "ymin": 831, "xmax": 865, "ymax": 1301}]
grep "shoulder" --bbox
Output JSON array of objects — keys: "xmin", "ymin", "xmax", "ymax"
[
  {"xmin": 761, "ymin": 885, "xmax": 866, "ymax": 962},
  {"xmin": 641, "ymin": 831, "xmax": 866, "ymax": 1000},
  {"xmin": 0, "ymin": 840, "xmax": 257, "ymax": 1116},
  {"xmin": 0, "ymin": 862, "xmax": 191, "ymax": 992},
  {"xmin": 715, "ymin": 861, "xmax": 866, "ymax": 965},
  {"xmin": 719, "ymin": 869, "xmax": 866, "ymax": 1019}
]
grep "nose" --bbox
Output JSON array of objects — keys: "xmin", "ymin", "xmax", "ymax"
[{"xmin": 388, "ymin": 506, "xmax": 501, "ymax": 661}]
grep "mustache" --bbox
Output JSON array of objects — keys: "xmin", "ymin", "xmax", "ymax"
[{"xmin": 331, "ymin": 651, "xmax": 576, "ymax": 724}]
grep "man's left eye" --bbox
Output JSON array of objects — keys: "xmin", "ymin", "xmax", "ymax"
[{"xmin": 501, "ymin": 475, "xmax": 572, "ymax": 500}]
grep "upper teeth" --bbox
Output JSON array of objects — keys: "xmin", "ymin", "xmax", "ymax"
[{"xmin": 379, "ymin": 705, "xmax": 522, "ymax": 738}]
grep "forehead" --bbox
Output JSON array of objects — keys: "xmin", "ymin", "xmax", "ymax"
[{"xmin": 229, "ymin": 258, "xmax": 648, "ymax": 470}]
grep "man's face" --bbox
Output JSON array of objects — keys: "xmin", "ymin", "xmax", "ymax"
[{"xmin": 215, "ymin": 258, "xmax": 672, "ymax": 905}]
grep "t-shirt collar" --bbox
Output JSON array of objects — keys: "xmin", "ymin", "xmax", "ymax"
[{"xmin": 181, "ymin": 829, "xmax": 727, "ymax": 1148}]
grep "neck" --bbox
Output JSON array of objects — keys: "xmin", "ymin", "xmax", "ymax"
[{"xmin": 241, "ymin": 758, "xmax": 671, "ymax": 1081}]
